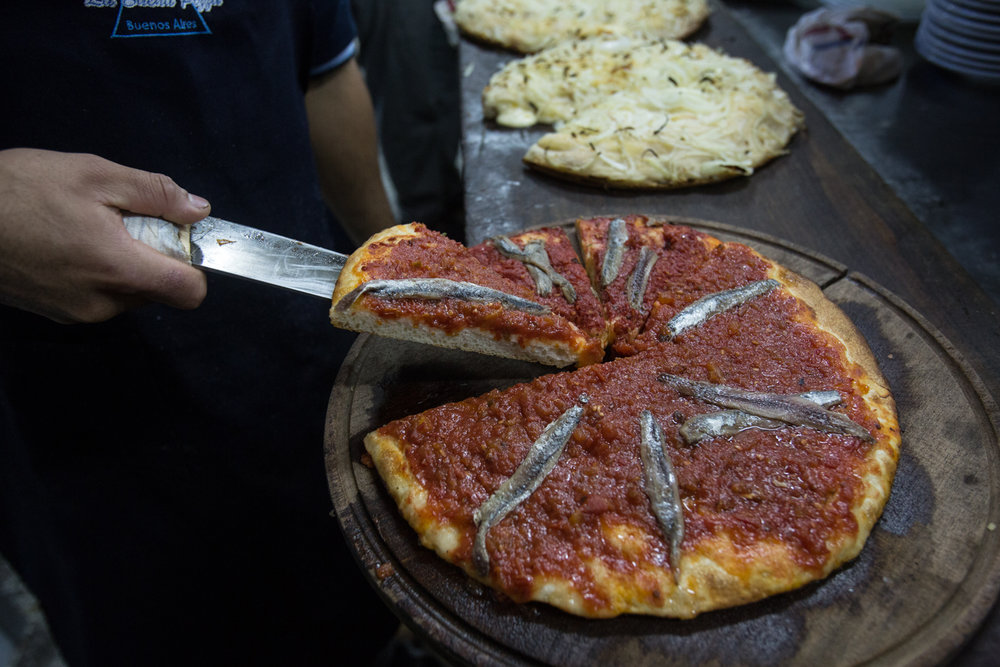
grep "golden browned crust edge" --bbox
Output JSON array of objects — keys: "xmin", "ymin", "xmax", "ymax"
[
  {"xmin": 364, "ymin": 430, "xmax": 469, "ymax": 568},
  {"xmin": 329, "ymin": 223, "xmax": 423, "ymax": 310},
  {"xmin": 774, "ymin": 264, "xmax": 893, "ymax": 401},
  {"xmin": 523, "ymin": 148, "xmax": 789, "ymax": 191},
  {"xmin": 767, "ymin": 261, "xmax": 901, "ymax": 546}
]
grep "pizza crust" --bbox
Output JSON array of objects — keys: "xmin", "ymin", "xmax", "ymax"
[
  {"xmin": 364, "ymin": 429, "xmax": 464, "ymax": 559},
  {"xmin": 333, "ymin": 305, "xmax": 588, "ymax": 368}
]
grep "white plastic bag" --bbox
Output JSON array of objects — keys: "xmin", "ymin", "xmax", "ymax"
[{"xmin": 783, "ymin": 8, "xmax": 903, "ymax": 89}]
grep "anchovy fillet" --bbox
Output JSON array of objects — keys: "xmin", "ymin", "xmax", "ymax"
[
  {"xmin": 492, "ymin": 236, "xmax": 577, "ymax": 303},
  {"xmin": 639, "ymin": 410, "xmax": 684, "ymax": 583},
  {"xmin": 658, "ymin": 374, "xmax": 873, "ymax": 442},
  {"xmin": 600, "ymin": 218, "xmax": 629, "ymax": 287},
  {"xmin": 660, "ymin": 279, "xmax": 779, "ymax": 341},
  {"xmin": 798, "ymin": 390, "xmax": 843, "ymax": 406},
  {"xmin": 627, "ymin": 246, "xmax": 658, "ymax": 312},
  {"xmin": 679, "ymin": 390, "xmax": 842, "ymax": 444},
  {"xmin": 472, "ymin": 397, "xmax": 588, "ymax": 575},
  {"xmin": 493, "ymin": 237, "xmax": 551, "ymax": 296},
  {"xmin": 335, "ymin": 278, "xmax": 550, "ymax": 315},
  {"xmin": 525, "ymin": 264, "xmax": 553, "ymax": 297}
]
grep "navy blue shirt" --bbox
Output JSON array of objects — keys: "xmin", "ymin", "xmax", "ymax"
[{"xmin": 0, "ymin": 3, "xmax": 396, "ymax": 665}]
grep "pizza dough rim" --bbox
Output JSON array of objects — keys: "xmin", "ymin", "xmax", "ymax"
[
  {"xmin": 768, "ymin": 261, "xmax": 901, "ymax": 535},
  {"xmin": 330, "ymin": 223, "xmax": 421, "ymax": 308},
  {"xmin": 523, "ymin": 145, "xmax": 792, "ymax": 191}
]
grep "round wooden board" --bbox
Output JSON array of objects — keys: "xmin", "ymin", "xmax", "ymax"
[{"xmin": 324, "ymin": 219, "xmax": 1000, "ymax": 666}]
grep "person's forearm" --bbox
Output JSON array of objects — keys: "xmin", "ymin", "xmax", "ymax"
[{"xmin": 306, "ymin": 59, "xmax": 397, "ymax": 245}]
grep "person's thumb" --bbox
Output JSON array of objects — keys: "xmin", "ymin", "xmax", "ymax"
[{"xmin": 95, "ymin": 159, "xmax": 211, "ymax": 225}]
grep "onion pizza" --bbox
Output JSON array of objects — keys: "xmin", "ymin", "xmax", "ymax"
[{"xmin": 482, "ymin": 35, "xmax": 804, "ymax": 190}]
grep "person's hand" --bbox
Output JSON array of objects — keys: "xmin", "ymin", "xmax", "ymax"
[{"xmin": 0, "ymin": 148, "xmax": 210, "ymax": 323}]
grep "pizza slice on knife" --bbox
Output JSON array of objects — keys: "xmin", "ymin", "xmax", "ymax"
[{"xmin": 330, "ymin": 223, "xmax": 603, "ymax": 368}]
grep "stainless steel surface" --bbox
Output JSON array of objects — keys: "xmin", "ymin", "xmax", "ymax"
[
  {"xmin": 189, "ymin": 217, "xmax": 346, "ymax": 298},
  {"xmin": 125, "ymin": 215, "xmax": 348, "ymax": 299}
]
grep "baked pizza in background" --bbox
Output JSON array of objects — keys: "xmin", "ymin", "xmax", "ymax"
[
  {"xmin": 358, "ymin": 216, "xmax": 900, "ymax": 619},
  {"xmin": 482, "ymin": 36, "xmax": 805, "ymax": 190},
  {"xmin": 453, "ymin": 0, "xmax": 710, "ymax": 54}
]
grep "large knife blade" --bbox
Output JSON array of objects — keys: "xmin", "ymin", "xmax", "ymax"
[{"xmin": 123, "ymin": 214, "xmax": 348, "ymax": 299}]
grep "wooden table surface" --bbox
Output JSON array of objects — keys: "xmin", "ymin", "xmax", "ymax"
[{"xmin": 452, "ymin": 2, "xmax": 1000, "ymax": 663}]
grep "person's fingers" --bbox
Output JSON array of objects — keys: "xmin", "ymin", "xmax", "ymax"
[
  {"xmin": 122, "ymin": 242, "xmax": 208, "ymax": 311},
  {"xmin": 81, "ymin": 156, "xmax": 210, "ymax": 312},
  {"xmin": 87, "ymin": 155, "xmax": 211, "ymax": 225}
]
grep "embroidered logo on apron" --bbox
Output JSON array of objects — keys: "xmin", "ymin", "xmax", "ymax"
[{"xmin": 83, "ymin": 0, "xmax": 223, "ymax": 38}]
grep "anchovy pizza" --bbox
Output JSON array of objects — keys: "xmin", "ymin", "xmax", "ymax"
[
  {"xmin": 361, "ymin": 217, "xmax": 900, "ymax": 619},
  {"xmin": 482, "ymin": 35, "xmax": 804, "ymax": 190},
  {"xmin": 452, "ymin": 0, "xmax": 710, "ymax": 54}
]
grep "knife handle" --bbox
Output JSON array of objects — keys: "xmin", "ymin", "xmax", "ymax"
[{"xmin": 122, "ymin": 214, "xmax": 192, "ymax": 263}]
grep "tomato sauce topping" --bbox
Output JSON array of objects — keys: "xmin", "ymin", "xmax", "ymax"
[{"xmin": 578, "ymin": 217, "xmax": 740, "ymax": 354}]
